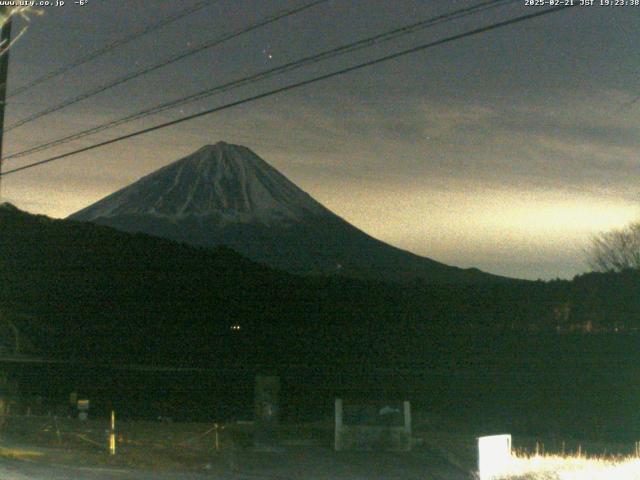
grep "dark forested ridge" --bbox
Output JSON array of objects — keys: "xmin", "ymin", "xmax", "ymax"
[{"xmin": 1, "ymin": 203, "xmax": 639, "ymax": 366}]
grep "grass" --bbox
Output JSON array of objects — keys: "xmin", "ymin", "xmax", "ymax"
[
  {"xmin": 496, "ymin": 451, "xmax": 640, "ymax": 480},
  {"xmin": 0, "ymin": 446, "xmax": 43, "ymax": 460},
  {"xmin": 3, "ymin": 413, "xmax": 640, "ymax": 478}
]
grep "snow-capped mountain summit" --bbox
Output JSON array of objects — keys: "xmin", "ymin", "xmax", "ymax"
[
  {"xmin": 70, "ymin": 142, "xmax": 505, "ymax": 283},
  {"xmin": 72, "ymin": 142, "xmax": 328, "ymax": 223}
]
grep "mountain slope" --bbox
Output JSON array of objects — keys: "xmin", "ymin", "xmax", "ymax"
[
  {"xmin": 70, "ymin": 142, "xmax": 505, "ymax": 283},
  {"xmin": 1, "ymin": 204, "xmax": 487, "ymax": 364},
  {"xmin": 0, "ymin": 203, "xmax": 291, "ymax": 362}
]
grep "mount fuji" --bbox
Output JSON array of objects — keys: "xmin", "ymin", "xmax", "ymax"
[{"xmin": 70, "ymin": 142, "xmax": 504, "ymax": 283}]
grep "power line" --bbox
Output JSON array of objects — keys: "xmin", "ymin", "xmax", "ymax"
[
  {"xmin": 7, "ymin": 0, "xmax": 220, "ymax": 99},
  {"xmin": 2, "ymin": 0, "xmax": 329, "ymax": 133},
  {"xmin": 4, "ymin": 0, "xmax": 515, "ymax": 162},
  {"xmin": 0, "ymin": 5, "xmax": 575, "ymax": 178}
]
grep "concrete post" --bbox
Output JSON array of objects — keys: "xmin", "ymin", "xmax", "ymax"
[
  {"xmin": 403, "ymin": 401, "xmax": 411, "ymax": 435},
  {"xmin": 254, "ymin": 375, "xmax": 280, "ymax": 450},
  {"xmin": 334, "ymin": 398, "xmax": 343, "ymax": 451}
]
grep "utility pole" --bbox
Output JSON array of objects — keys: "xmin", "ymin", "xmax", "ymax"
[{"xmin": 0, "ymin": 7, "xmax": 12, "ymax": 201}]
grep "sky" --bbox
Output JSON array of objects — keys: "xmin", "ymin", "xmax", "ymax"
[{"xmin": 1, "ymin": 0, "xmax": 639, "ymax": 280}]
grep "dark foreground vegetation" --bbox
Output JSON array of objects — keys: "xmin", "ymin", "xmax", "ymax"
[{"xmin": 1, "ymin": 204, "xmax": 639, "ymax": 442}]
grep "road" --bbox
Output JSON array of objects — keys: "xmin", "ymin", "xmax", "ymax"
[{"xmin": 0, "ymin": 457, "xmax": 218, "ymax": 480}]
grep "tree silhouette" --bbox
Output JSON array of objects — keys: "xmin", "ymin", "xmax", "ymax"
[{"xmin": 587, "ymin": 221, "xmax": 640, "ymax": 272}]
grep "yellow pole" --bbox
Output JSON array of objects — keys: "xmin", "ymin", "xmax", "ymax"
[{"xmin": 109, "ymin": 410, "xmax": 116, "ymax": 455}]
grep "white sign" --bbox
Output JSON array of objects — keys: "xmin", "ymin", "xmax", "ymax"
[{"xmin": 478, "ymin": 434, "xmax": 512, "ymax": 480}]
